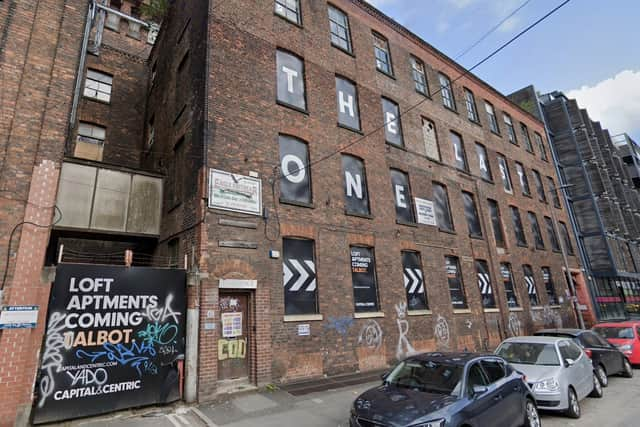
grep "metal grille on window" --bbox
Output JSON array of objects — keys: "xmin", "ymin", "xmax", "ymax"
[
  {"xmin": 510, "ymin": 206, "xmax": 527, "ymax": 246},
  {"xmin": 464, "ymin": 88, "xmax": 479, "ymax": 122},
  {"xmin": 463, "ymin": 192, "xmax": 482, "ymax": 238},
  {"xmin": 523, "ymin": 265, "xmax": 539, "ymax": 306},
  {"xmin": 445, "ymin": 256, "xmax": 467, "ymax": 309},
  {"xmin": 373, "ymin": 33, "xmax": 392, "ymax": 75},
  {"xmin": 275, "ymin": 0, "xmax": 300, "ymax": 24},
  {"xmin": 84, "ymin": 70, "xmax": 113, "ymax": 103},
  {"xmin": 504, "ymin": 114, "xmax": 517, "ymax": 144},
  {"xmin": 542, "ymin": 267, "xmax": 558, "ymax": 305},
  {"xmin": 528, "ymin": 212, "xmax": 545, "ymax": 250},
  {"xmin": 328, "ymin": 6, "xmax": 351, "ymax": 52},
  {"xmin": 439, "ymin": 74, "xmax": 455, "ymax": 110},
  {"xmin": 283, "ymin": 238, "xmax": 318, "ymax": 315},
  {"xmin": 501, "ymin": 263, "xmax": 519, "ymax": 308},
  {"xmin": 434, "ymin": 182, "xmax": 454, "ymax": 232},
  {"xmin": 402, "ymin": 251, "xmax": 428, "ymax": 311},
  {"xmin": 410, "ymin": 56, "xmax": 428, "ymax": 95},
  {"xmin": 476, "ymin": 260, "xmax": 496, "ymax": 308}
]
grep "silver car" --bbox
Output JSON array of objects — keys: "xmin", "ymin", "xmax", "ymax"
[{"xmin": 495, "ymin": 336, "xmax": 602, "ymax": 418}]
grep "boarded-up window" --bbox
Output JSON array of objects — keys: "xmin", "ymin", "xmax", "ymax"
[
  {"xmin": 351, "ymin": 246, "xmax": 380, "ymax": 312},
  {"xmin": 542, "ymin": 267, "xmax": 558, "ymax": 305},
  {"xmin": 547, "ymin": 177, "xmax": 561, "ymax": 208},
  {"xmin": 528, "ymin": 211, "xmax": 545, "ymax": 250},
  {"xmin": 446, "ymin": 256, "xmax": 467, "ymax": 309},
  {"xmin": 488, "ymin": 199, "xmax": 505, "ymax": 248},
  {"xmin": 523, "ymin": 264, "xmax": 539, "ymax": 306},
  {"xmin": 279, "ymin": 135, "xmax": 311, "ymax": 204},
  {"xmin": 521, "ymin": 123, "xmax": 533, "ymax": 152},
  {"xmin": 476, "ymin": 143, "xmax": 492, "ymax": 181},
  {"xmin": 463, "ymin": 191, "xmax": 482, "ymax": 238},
  {"xmin": 497, "ymin": 154, "xmax": 513, "ymax": 193},
  {"xmin": 336, "ymin": 76, "xmax": 361, "ymax": 131},
  {"xmin": 341, "ymin": 155, "xmax": 370, "ymax": 215},
  {"xmin": 476, "ymin": 260, "xmax": 496, "ymax": 308},
  {"xmin": 391, "ymin": 169, "xmax": 414, "ymax": 223},
  {"xmin": 382, "ymin": 97, "xmax": 403, "ymax": 147},
  {"xmin": 433, "ymin": 182, "xmax": 454, "ymax": 232},
  {"xmin": 402, "ymin": 251, "xmax": 428, "ymax": 311},
  {"xmin": 535, "ymin": 132, "xmax": 548, "ymax": 161},
  {"xmin": 501, "ymin": 263, "xmax": 519, "ymax": 308},
  {"xmin": 559, "ymin": 221, "xmax": 574, "ymax": 255},
  {"xmin": 533, "ymin": 170, "xmax": 546, "ymax": 203},
  {"xmin": 451, "ymin": 131, "xmax": 468, "ymax": 172},
  {"xmin": 516, "ymin": 162, "xmax": 530, "ymax": 196},
  {"xmin": 510, "ymin": 206, "xmax": 527, "ymax": 246},
  {"xmin": 422, "ymin": 118, "xmax": 440, "ymax": 161},
  {"xmin": 276, "ymin": 50, "xmax": 306, "ymax": 111},
  {"xmin": 283, "ymin": 238, "xmax": 318, "ymax": 315}
]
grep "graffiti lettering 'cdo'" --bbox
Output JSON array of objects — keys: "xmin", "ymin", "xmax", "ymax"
[{"xmin": 218, "ymin": 338, "xmax": 247, "ymax": 360}]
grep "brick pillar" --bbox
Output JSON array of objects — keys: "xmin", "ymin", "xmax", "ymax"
[{"xmin": 0, "ymin": 160, "xmax": 59, "ymax": 426}]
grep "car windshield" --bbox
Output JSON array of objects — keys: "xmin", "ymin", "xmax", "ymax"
[
  {"xmin": 593, "ymin": 327, "xmax": 634, "ymax": 339},
  {"xmin": 496, "ymin": 342, "xmax": 560, "ymax": 366},
  {"xmin": 386, "ymin": 360, "xmax": 463, "ymax": 395}
]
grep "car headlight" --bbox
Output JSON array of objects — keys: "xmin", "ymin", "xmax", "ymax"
[
  {"xmin": 532, "ymin": 378, "xmax": 560, "ymax": 392},
  {"xmin": 410, "ymin": 419, "xmax": 445, "ymax": 427},
  {"xmin": 618, "ymin": 344, "xmax": 633, "ymax": 352}
]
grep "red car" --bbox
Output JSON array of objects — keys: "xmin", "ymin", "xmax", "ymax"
[{"xmin": 593, "ymin": 321, "xmax": 640, "ymax": 365}]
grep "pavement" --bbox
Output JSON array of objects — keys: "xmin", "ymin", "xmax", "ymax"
[{"xmin": 66, "ymin": 369, "xmax": 640, "ymax": 427}]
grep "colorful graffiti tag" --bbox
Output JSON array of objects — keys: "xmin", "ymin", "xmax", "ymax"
[{"xmin": 32, "ymin": 264, "xmax": 186, "ymax": 424}]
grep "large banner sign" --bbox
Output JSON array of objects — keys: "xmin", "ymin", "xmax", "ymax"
[{"xmin": 32, "ymin": 264, "xmax": 186, "ymax": 424}]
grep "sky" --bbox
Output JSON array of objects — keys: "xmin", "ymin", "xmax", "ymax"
[{"xmin": 365, "ymin": 0, "xmax": 640, "ymax": 141}]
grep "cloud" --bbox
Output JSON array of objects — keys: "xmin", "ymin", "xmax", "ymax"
[{"xmin": 566, "ymin": 70, "xmax": 640, "ymax": 138}]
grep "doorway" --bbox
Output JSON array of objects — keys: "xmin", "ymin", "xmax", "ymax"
[{"xmin": 218, "ymin": 293, "xmax": 250, "ymax": 381}]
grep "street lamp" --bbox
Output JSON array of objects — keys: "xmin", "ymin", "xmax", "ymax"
[{"xmin": 549, "ymin": 183, "xmax": 586, "ymax": 329}]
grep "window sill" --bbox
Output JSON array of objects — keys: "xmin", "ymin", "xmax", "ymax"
[
  {"xmin": 354, "ymin": 311, "xmax": 385, "ymax": 319},
  {"xmin": 453, "ymin": 309, "xmax": 472, "ymax": 314},
  {"xmin": 443, "ymin": 105, "xmax": 459, "ymax": 115},
  {"xmin": 274, "ymin": 12, "xmax": 303, "ymax": 29},
  {"xmin": 522, "ymin": 193, "xmax": 532, "ymax": 199},
  {"xmin": 516, "ymin": 243, "xmax": 528, "ymax": 248},
  {"xmin": 337, "ymin": 123, "xmax": 364, "ymax": 135},
  {"xmin": 284, "ymin": 314, "xmax": 323, "ymax": 322},
  {"xmin": 550, "ymin": 305, "xmax": 562, "ymax": 309},
  {"xmin": 469, "ymin": 119, "xmax": 482, "ymax": 127},
  {"xmin": 483, "ymin": 308, "xmax": 500, "ymax": 313},
  {"xmin": 469, "ymin": 235, "xmax": 484, "ymax": 241},
  {"xmin": 280, "ymin": 199, "xmax": 314, "ymax": 209},
  {"xmin": 531, "ymin": 306, "xmax": 544, "ymax": 311},
  {"xmin": 346, "ymin": 211, "xmax": 373, "ymax": 220},
  {"xmin": 276, "ymin": 100, "xmax": 309, "ymax": 116},
  {"xmin": 83, "ymin": 96, "xmax": 111, "ymax": 106},
  {"xmin": 535, "ymin": 246, "xmax": 546, "ymax": 251},
  {"xmin": 396, "ymin": 220, "xmax": 418, "ymax": 228},
  {"xmin": 331, "ymin": 43, "xmax": 355, "ymax": 58},
  {"xmin": 509, "ymin": 307, "xmax": 524, "ymax": 312},
  {"xmin": 408, "ymin": 309, "xmax": 432, "ymax": 316},
  {"xmin": 490, "ymin": 130, "xmax": 501, "ymax": 137},
  {"xmin": 386, "ymin": 141, "xmax": 406, "ymax": 151},
  {"xmin": 438, "ymin": 228, "xmax": 456, "ymax": 235},
  {"xmin": 376, "ymin": 68, "xmax": 396, "ymax": 80},
  {"xmin": 481, "ymin": 178, "xmax": 495, "ymax": 185},
  {"xmin": 552, "ymin": 249, "xmax": 562, "ymax": 254},
  {"xmin": 415, "ymin": 89, "xmax": 431, "ymax": 99}
]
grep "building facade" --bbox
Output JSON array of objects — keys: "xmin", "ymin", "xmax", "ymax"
[
  {"xmin": 510, "ymin": 87, "xmax": 640, "ymax": 321},
  {"xmin": 0, "ymin": 0, "xmax": 584, "ymax": 424}
]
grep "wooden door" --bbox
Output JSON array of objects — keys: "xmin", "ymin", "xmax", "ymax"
[{"xmin": 218, "ymin": 293, "xmax": 249, "ymax": 380}]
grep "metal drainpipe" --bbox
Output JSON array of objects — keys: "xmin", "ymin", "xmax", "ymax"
[
  {"xmin": 535, "ymin": 91, "xmax": 601, "ymax": 324},
  {"xmin": 66, "ymin": 0, "xmax": 95, "ymax": 155}
]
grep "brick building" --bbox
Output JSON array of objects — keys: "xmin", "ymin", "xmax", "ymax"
[{"xmin": 0, "ymin": 0, "xmax": 585, "ymax": 424}]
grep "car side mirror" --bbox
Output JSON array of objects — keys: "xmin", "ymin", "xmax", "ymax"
[
  {"xmin": 472, "ymin": 385, "xmax": 488, "ymax": 396},
  {"xmin": 565, "ymin": 358, "xmax": 575, "ymax": 367}
]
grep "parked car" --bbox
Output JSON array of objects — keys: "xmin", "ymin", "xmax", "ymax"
[
  {"xmin": 495, "ymin": 336, "xmax": 602, "ymax": 419},
  {"xmin": 534, "ymin": 328, "xmax": 633, "ymax": 386},
  {"xmin": 593, "ymin": 321, "xmax": 640, "ymax": 365},
  {"xmin": 350, "ymin": 352, "xmax": 540, "ymax": 427}
]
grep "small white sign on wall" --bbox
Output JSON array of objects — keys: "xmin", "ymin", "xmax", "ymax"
[
  {"xmin": 298, "ymin": 324, "xmax": 311, "ymax": 336},
  {"xmin": 0, "ymin": 306, "xmax": 38, "ymax": 329},
  {"xmin": 415, "ymin": 197, "xmax": 437, "ymax": 226},
  {"xmin": 209, "ymin": 169, "xmax": 262, "ymax": 216}
]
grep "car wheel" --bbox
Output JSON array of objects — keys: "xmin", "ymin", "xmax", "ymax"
[
  {"xmin": 589, "ymin": 373, "xmax": 604, "ymax": 398},
  {"xmin": 566, "ymin": 387, "xmax": 581, "ymax": 418},
  {"xmin": 622, "ymin": 358, "xmax": 634, "ymax": 378},
  {"xmin": 524, "ymin": 398, "xmax": 541, "ymax": 427},
  {"xmin": 596, "ymin": 365, "xmax": 608, "ymax": 387}
]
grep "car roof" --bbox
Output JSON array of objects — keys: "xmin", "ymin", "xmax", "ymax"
[
  {"xmin": 594, "ymin": 322, "xmax": 640, "ymax": 327},
  {"xmin": 501, "ymin": 335, "xmax": 568, "ymax": 344},
  {"xmin": 407, "ymin": 352, "xmax": 497, "ymax": 365},
  {"xmin": 535, "ymin": 328, "xmax": 584, "ymax": 337}
]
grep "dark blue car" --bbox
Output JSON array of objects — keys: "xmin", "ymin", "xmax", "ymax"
[{"xmin": 350, "ymin": 352, "xmax": 540, "ymax": 427}]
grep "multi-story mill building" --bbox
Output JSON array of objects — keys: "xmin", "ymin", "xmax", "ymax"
[
  {"xmin": 510, "ymin": 87, "xmax": 640, "ymax": 321},
  {"xmin": 0, "ymin": 0, "xmax": 585, "ymax": 424}
]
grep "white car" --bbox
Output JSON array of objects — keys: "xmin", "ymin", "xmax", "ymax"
[{"xmin": 495, "ymin": 336, "xmax": 602, "ymax": 418}]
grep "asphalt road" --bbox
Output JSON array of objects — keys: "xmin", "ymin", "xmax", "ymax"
[{"xmin": 73, "ymin": 369, "xmax": 640, "ymax": 427}]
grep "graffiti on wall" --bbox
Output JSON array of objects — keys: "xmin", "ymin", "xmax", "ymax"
[
  {"xmin": 218, "ymin": 338, "xmax": 247, "ymax": 360},
  {"xmin": 32, "ymin": 264, "xmax": 186, "ymax": 425},
  {"xmin": 531, "ymin": 305, "xmax": 563, "ymax": 328},
  {"xmin": 395, "ymin": 302, "xmax": 416, "ymax": 360},
  {"xmin": 435, "ymin": 315, "xmax": 450, "ymax": 348},
  {"xmin": 324, "ymin": 316, "xmax": 354, "ymax": 336},
  {"xmin": 357, "ymin": 320, "xmax": 383, "ymax": 350},
  {"xmin": 508, "ymin": 312, "xmax": 521, "ymax": 336}
]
